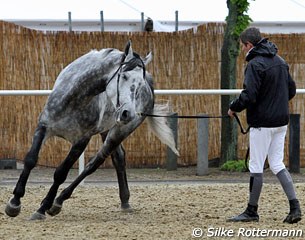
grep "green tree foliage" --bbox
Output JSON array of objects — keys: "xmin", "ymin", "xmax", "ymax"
[
  {"xmin": 229, "ymin": 0, "xmax": 252, "ymax": 37},
  {"xmin": 220, "ymin": 0, "xmax": 253, "ymax": 165}
]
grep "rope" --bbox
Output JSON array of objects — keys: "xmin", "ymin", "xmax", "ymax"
[
  {"xmin": 139, "ymin": 112, "xmax": 249, "ymax": 134},
  {"xmin": 140, "ymin": 111, "xmax": 250, "ymax": 171},
  {"xmin": 139, "ymin": 112, "xmax": 229, "ymax": 119}
]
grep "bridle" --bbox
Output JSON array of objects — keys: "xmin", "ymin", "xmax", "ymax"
[{"xmin": 107, "ymin": 53, "xmax": 146, "ymax": 108}]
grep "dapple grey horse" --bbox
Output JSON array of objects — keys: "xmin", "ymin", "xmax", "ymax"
[{"xmin": 5, "ymin": 41, "xmax": 179, "ymax": 220}]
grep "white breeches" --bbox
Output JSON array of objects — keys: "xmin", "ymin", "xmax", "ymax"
[{"xmin": 249, "ymin": 125, "xmax": 287, "ymax": 174}]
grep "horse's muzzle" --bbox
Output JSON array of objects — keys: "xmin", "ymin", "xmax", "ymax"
[{"xmin": 115, "ymin": 107, "xmax": 135, "ymax": 124}]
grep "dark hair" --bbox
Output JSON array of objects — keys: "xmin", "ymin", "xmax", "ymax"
[{"xmin": 240, "ymin": 27, "xmax": 262, "ymax": 46}]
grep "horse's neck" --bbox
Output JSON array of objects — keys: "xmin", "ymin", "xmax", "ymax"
[
  {"xmin": 64, "ymin": 50, "xmax": 121, "ymax": 87},
  {"xmin": 46, "ymin": 50, "xmax": 123, "ymax": 115}
]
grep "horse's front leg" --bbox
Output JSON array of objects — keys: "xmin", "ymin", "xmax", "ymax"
[
  {"xmin": 46, "ymin": 139, "xmax": 117, "ymax": 217},
  {"xmin": 111, "ymin": 145, "xmax": 131, "ymax": 211},
  {"xmin": 47, "ymin": 123, "xmax": 141, "ymax": 217},
  {"xmin": 29, "ymin": 137, "xmax": 90, "ymax": 220},
  {"xmin": 101, "ymin": 132, "xmax": 131, "ymax": 211},
  {"xmin": 5, "ymin": 124, "xmax": 46, "ymax": 217}
]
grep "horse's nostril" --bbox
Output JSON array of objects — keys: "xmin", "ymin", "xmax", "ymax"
[
  {"xmin": 116, "ymin": 108, "xmax": 135, "ymax": 124},
  {"xmin": 121, "ymin": 110, "xmax": 130, "ymax": 120}
]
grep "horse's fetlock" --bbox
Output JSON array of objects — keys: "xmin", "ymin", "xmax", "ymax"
[
  {"xmin": 10, "ymin": 197, "xmax": 21, "ymax": 206},
  {"xmin": 13, "ymin": 186, "xmax": 26, "ymax": 199}
]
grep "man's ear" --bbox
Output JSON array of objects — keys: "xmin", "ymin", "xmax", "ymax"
[{"xmin": 246, "ymin": 41, "xmax": 254, "ymax": 48}]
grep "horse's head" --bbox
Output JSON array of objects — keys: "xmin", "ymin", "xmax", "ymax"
[{"xmin": 106, "ymin": 41, "xmax": 154, "ymax": 125}]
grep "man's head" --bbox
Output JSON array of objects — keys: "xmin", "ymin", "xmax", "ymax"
[{"xmin": 240, "ymin": 27, "xmax": 262, "ymax": 53}]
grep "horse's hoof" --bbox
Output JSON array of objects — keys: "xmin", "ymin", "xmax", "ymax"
[
  {"xmin": 29, "ymin": 211, "xmax": 46, "ymax": 221},
  {"xmin": 46, "ymin": 202, "xmax": 62, "ymax": 216},
  {"xmin": 121, "ymin": 203, "xmax": 133, "ymax": 213},
  {"xmin": 5, "ymin": 198, "xmax": 21, "ymax": 217}
]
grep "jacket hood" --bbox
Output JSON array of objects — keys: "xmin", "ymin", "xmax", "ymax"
[{"xmin": 246, "ymin": 38, "xmax": 278, "ymax": 62}]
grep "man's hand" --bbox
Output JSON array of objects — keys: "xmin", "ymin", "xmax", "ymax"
[{"xmin": 228, "ymin": 109, "xmax": 235, "ymax": 118}]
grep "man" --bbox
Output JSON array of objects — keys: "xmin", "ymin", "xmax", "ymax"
[{"xmin": 227, "ymin": 27, "xmax": 301, "ymax": 224}]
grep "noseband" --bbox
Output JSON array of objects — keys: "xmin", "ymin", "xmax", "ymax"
[{"xmin": 107, "ymin": 53, "xmax": 146, "ymax": 108}]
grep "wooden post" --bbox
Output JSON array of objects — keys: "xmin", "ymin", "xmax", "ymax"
[
  {"xmin": 166, "ymin": 113, "xmax": 178, "ymax": 170},
  {"xmin": 197, "ymin": 114, "xmax": 209, "ymax": 176}
]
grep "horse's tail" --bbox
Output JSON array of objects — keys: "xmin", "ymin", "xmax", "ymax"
[{"xmin": 146, "ymin": 103, "xmax": 180, "ymax": 156}]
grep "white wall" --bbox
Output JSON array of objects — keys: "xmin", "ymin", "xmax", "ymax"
[{"xmin": 5, "ymin": 19, "xmax": 305, "ymax": 33}]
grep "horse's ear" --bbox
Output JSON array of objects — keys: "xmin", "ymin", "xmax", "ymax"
[
  {"xmin": 124, "ymin": 40, "xmax": 133, "ymax": 59},
  {"xmin": 143, "ymin": 52, "xmax": 153, "ymax": 65}
]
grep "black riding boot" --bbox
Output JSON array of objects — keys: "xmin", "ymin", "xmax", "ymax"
[
  {"xmin": 227, "ymin": 204, "xmax": 259, "ymax": 222},
  {"xmin": 283, "ymin": 199, "xmax": 302, "ymax": 224}
]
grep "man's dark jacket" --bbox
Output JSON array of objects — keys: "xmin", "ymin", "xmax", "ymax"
[{"xmin": 230, "ymin": 38, "xmax": 296, "ymax": 128}]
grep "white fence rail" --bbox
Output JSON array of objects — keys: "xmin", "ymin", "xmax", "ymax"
[
  {"xmin": 0, "ymin": 89, "xmax": 243, "ymax": 95},
  {"xmin": 1, "ymin": 89, "xmax": 305, "ymax": 96},
  {"xmin": 1, "ymin": 89, "xmax": 304, "ymax": 177}
]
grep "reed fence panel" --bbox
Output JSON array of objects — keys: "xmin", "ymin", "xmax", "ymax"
[{"xmin": 0, "ymin": 21, "xmax": 304, "ymax": 168}]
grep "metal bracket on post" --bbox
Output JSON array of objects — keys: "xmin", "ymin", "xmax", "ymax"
[
  {"xmin": 68, "ymin": 12, "xmax": 72, "ymax": 32},
  {"xmin": 175, "ymin": 11, "xmax": 178, "ymax": 32},
  {"xmin": 141, "ymin": 12, "xmax": 144, "ymax": 31},
  {"xmin": 289, "ymin": 114, "xmax": 300, "ymax": 173},
  {"xmin": 166, "ymin": 112, "xmax": 178, "ymax": 171},
  {"xmin": 100, "ymin": 11, "xmax": 104, "ymax": 32},
  {"xmin": 197, "ymin": 114, "xmax": 209, "ymax": 176}
]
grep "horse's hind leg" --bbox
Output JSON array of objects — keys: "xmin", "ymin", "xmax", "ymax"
[
  {"xmin": 30, "ymin": 137, "xmax": 90, "ymax": 220},
  {"xmin": 5, "ymin": 124, "xmax": 46, "ymax": 217}
]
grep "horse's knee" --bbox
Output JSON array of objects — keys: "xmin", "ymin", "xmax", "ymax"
[
  {"xmin": 84, "ymin": 156, "xmax": 101, "ymax": 175},
  {"xmin": 23, "ymin": 151, "xmax": 38, "ymax": 170},
  {"xmin": 112, "ymin": 148, "xmax": 126, "ymax": 171}
]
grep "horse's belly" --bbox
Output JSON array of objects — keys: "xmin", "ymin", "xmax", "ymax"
[
  {"xmin": 44, "ymin": 117, "xmax": 91, "ymax": 143},
  {"xmin": 40, "ymin": 109, "xmax": 115, "ymax": 143}
]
